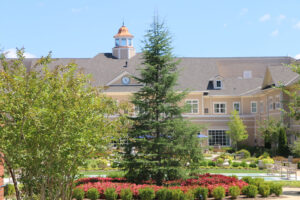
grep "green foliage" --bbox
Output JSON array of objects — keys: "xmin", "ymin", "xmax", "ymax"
[
  {"xmin": 156, "ymin": 188, "xmax": 170, "ymax": 200},
  {"xmin": 226, "ymin": 110, "xmax": 248, "ymax": 150},
  {"xmin": 4, "ymin": 184, "xmax": 15, "ymax": 196},
  {"xmin": 138, "ymin": 187, "xmax": 155, "ymax": 200},
  {"xmin": 86, "ymin": 188, "xmax": 100, "ymax": 200},
  {"xmin": 72, "ymin": 188, "xmax": 85, "ymax": 200},
  {"xmin": 216, "ymin": 158, "xmax": 224, "ymax": 166},
  {"xmin": 208, "ymin": 160, "xmax": 216, "ymax": 167},
  {"xmin": 242, "ymin": 185, "xmax": 258, "ymax": 198},
  {"xmin": 199, "ymin": 160, "xmax": 208, "ymax": 167},
  {"xmin": 292, "ymin": 138, "xmax": 300, "ymax": 157},
  {"xmin": 241, "ymin": 177, "xmax": 252, "ymax": 184},
  {"xmin": 170, "ymin": 189, "xmax": 185, "ymax": 200},
  {"xmin": 212, "ymin": 186, "xmax": 225, "ymax": 200},
  {"xmin": 194, "ymin": 187, "xmax": 208, "ymax": 200},
  {"xmin": 259, "ymin": 119, "xmax": 282, "ymax": 154},
  {"xmin": 122, "ymin": 18, "xmax": 203, "ymax": 185},
  {"xmin": 240, "ymin": 161, "xmax": 248, "ymax": 168},
  {"xmin": 249, "ymin": 163, "xmax": 257, "ymax": 168},
  {"xmin": 278, "ymin": 127, "xmax": 290, "ymax": 156},
  {"xmin": 258, "ymin": 184, "xmax": 270, "ymax": 197},
  {"xmin": 229, "ymin": 186, "xmax": 240, "ymax": 199},
  {"xmin": 269, "ymin": 183, "xmax": 282, "ymax": 196},
  {"xmin": 0, "ymin": 49, "xmax": 128, "ymax": 200},
  {"xmin": 236, "ymin": 149, "xmax": 251, "ymax": 159},
  {"xmin": 104, "ymin": 188, "xmax": 118, "ymax": 200},
  {"xmin": 120, "ymin": 188, "xmax": 133, "ymax": 200},
  {"xmin": 184, "ymin": 190, "xmax": 195, "ymax": 200},
  {"xmin": 232, "ymin": 162, "xmax": 240, "ymax": 167}
]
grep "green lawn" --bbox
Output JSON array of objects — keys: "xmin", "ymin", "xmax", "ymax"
[
  {"xmin": 269, "ymin": 181, "xmax": 300, "ymax": 187},
  {"xmin": 79, "ymin": 170, "xmax": 125, "ymax": 177}
]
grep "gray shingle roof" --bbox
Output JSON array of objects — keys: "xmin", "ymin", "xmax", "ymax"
[{"xmin": 16, "ymin": 54, "xmax": 299, "ymax": 96}]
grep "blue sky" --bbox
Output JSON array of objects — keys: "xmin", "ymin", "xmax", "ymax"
[{"xmin": 1, "ymin": 0, "xmax": 300, "ymax": 58}]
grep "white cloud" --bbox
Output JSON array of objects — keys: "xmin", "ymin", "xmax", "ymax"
[
  {"xmin": 3, "ymin": 49, "xmax": 37, "ymax": 58},
  {"xmin": 240, "ymin": 8, "xmax": 248, "ymax": 15},
  {"xmin": 278, "ymin": 14, "xmax": 286, "ymax": 22},
  {"xmin": 295, "ymin": 54, "xmax": 300, "ymax": 60},
  {"xmin": 259, "ymin": 14, "xmax": 271, "ymax": 22},
  {"xmin": 293, "ymin": 21, "xmax": 300, "ymax": 29},
  {"xmin": 270, "ymin": 29, "xmax": 279, "ymax": 37}
]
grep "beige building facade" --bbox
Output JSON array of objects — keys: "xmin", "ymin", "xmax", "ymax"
[{"xmin": 23, "ymin": 25, "xmax": 300, "ymax": 147}]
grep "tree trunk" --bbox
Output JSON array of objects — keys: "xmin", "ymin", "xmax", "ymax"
[{"xmin": 7, "ymin": 165, "xmax": 21, "ymax": 200}]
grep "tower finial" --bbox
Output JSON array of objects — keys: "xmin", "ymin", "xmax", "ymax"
[{"xmin": 122, "ymin": 18, "xmax": 125, "ymax": 26}]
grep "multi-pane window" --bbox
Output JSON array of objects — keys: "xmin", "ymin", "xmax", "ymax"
[
  {"xmin": 208, "ymin": 130, "xmax": 230, "ymax": 146},
  {"xmin": 233, "ymin": 102, "xmax": 240, "ymax": 113},
  {"xmin": 251, "ymin": 101, "xmax": 257, "ymax": 113},
  {"xmin": 186, "ymin": 100, "xmax": 199, "ymax": 113},
  {"xmin": 260, "ymin": 101, "xmax": 264, "ymax": 113},
  {"xmin": 121, "ymin": 38, "xmax": 126, "ymax": 46},
  {"xmin": 214, "ymin": 103, "xmax": 226, "ymax": 113},
  {"xmin": 275, "ymin": 96, "xmax": 281, "ymax": 110},
  {"xmin": 215, "ymin": 80, "xmax": 222, "ymax": 89}
]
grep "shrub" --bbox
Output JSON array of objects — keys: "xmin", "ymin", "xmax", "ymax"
[
  {"xmin": 171, "ymin": 189, "xmax": 185, "ymax": 200},
  {"xmin": 4, "ymin": 184, "xmax": 15, "ymax": 197},
  {"xmin": 229, "ymin": 186, "xmax": 240, "ymax": 199},
  {"xmin": 241, "ymin": 177, "xmax": 252, "ymax": 184},
  {"xmin": 242, "ymin": 185, "xmax": 258, "ymax": 198},
  {"xmin": 185, "ymin": 190, "xmax": 195, "ymax": 200},
  {"xmin": 200, "ymin": 160, "xmax": 208, "ymax": 167},
  {"xmin": 259, "ymin": 184, "xmax": 270, "ymax": 197},
  {"xmin": 269, "ymin": 183, "xmax": 282, "ymax": 196},
  {"xmin": 156, "ymin": 188, "xmax": 169, "ymax": 200},
  {"xmin": 240, "ymin": 161, "xmax": 248, "ymax": 168},
  {"xmin": 104, "ymin": 188, "xmax": 118, "ymax": 200},
  {"xmin": 72, "ymin": 188, "xmax": 85, "ymax": 200},
  {"xmin": 236, "ymin": 149, "xmax": 251, "ymax": 158},
  {"xmin": 194, "ymin": 187, "xmax": 208, "ymax": 200},
  {"xmin": 212, "ymin": 186, "xmax": 225, "ymax": 200},
  {"xmin": 139, "ymin": 187, "xmax": 155, "ymax": 200},
  {"xmin": 252, "ymin": 178, "xmax": 265, "ymax": 187},
  {"xmin": 120, "ymin": 188, "xmax": 133, "ymax": 200},
  {"xmin": 262, "ymin": 157, "xmax": 274, "ymax": 165},
  {"xmin": 249, "ymin": 163, "xmax": 257, "ymax": 168},
  {"xmin": 86, "ymin": 188, "xmax": 100, "ymax": 200},
  {"xmin": 208, "ymin": 160, "xmax": 216, "ymax": 167},
  {"xmin": 298, "ymin": 162, "xmax": 300, "ymax": 169},
  {"xmin": 232, "ymin": 162, "xmax": 240, "ymax": 167}
]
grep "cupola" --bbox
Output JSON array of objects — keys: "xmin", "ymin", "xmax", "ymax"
[{"xmin": 112, "ymin": 24, "xmax": 136, "ymax": 59}]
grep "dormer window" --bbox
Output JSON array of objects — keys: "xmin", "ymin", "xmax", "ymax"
[
  {"xmin": 215, "ymin": 80, "xmax": 222, "ymax": 89},
  {"xmin": 243, "ymin": 71, "xmax": 252, "ymax": 79}
]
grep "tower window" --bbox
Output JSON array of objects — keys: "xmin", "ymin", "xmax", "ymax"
[
  {"xmin": 121, "ymin": 38, "xmax": 126, "ymax": 46},
  {"xmin": 115, "ymin": 39, "xmax": 119, "ymax": 47},
  {"xmin": 128, "ymin": 39, "xmax": 132, "ymax": 46}
]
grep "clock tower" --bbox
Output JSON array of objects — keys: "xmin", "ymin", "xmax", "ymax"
[{"xmin": 112, "ymin": 24, "xmax": 136, "ymax": 59}]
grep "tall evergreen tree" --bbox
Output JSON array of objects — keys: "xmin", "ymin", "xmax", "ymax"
[{"xmin": 122, "ymin": 18, "xmax": 203, "ymax": 185}]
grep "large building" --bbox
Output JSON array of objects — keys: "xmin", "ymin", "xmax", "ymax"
[{"xmin": 24, "ymin": 25, "xmax": 300, "ymax": 147}]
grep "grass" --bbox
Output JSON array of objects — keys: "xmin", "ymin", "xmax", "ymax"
[
  {"xmin": 196, "ymin": 168, "xmax": 267, "ymax": 173},
  {"xmin": 268, "ymin": 181, "xmax": 300, "ymax": 187},
  {"xmin": 79, "ymin": 170, "xmax": 125, "ymax": 177}
]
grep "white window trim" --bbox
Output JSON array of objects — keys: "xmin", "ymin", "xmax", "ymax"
[
  {"xmin": 233, "ymin": 102, "xmax": 240, "ymax": 113},
  {"xmin": 215, "ymin": 80, "xmax": 222, "ymax": 89},
  {"xmin": 207, "ymin": 129, "xmax": 231, "ymax": 147},
  {"xmin": 213, "ymin": 102, "xmax": 227, "ymax": 114},
  {"xmin": 185, "ymin": 99, "xmax": 199, "ymax": 114},
  {"xmin": 251, "ymin": 101, "xmax": 257, "ymax": 113}
]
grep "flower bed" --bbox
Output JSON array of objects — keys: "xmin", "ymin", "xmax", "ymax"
[{"xmin": 75, "ymin": 173, "xmax": 247, "ymax": 198}]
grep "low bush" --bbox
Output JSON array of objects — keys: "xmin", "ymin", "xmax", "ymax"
[
  {"xmin": 72, "ymin": 188, "xmax": 85, "ymax": 200},
  {"xmin": 229, "ymin": 186, "xmax": 240, "ymax": 199},
  {"xmin": 208, "ymin": 160, "xmax": 216, "ymax": 167},
  {"xmin": 171, "ymin": 189, "xmax": 185, "ymax": 200},
  {"xmin": 139, "ymin": 187, "xmax": 155, "ymax": 200},
  {"xmin": 86, "ymin": 188, "xmax": 100, "ymax": 200},
  {"xmin": 156, "ymin": 188, "xmax": 170, "ymax": 200},
  {"xmin": 4, "ymin": 184, "xmax": 15, "ymax": 197},
  {"xmin": 104, "ymin": 188, "xmax": 118, "ymax": 200},
  {"xmin": 258, "ymin": 184, "xmax": 270, "ymax": 197},
  {"xmin": 194, "ymin": 187, "xmax": 208, "ymax": 200},
  {"xmin": 252, "ymin": 178, "xmax": 265, "ymax": 187},
  {"xmin": 269, "ymin": 183, "xmax": 282, "ymax": 196},
  {"xmin": 216, "ymin": 158, "xmax": 224, "ymax": 166},
  {"xmin": 212, "ymin": 186, "xmax": 225, "ymax": 200},
  {"xmin": 242, "ymin": 185, "xmax": 258, "ymax": 198},
  {"xmin": 241, "ymin": 176, "xmax": 252, "ymax": 184},
  {"xmin": 249, "ymin": 163, "xmax": 257, "ymax": 168},
  {"xmin": 232, "ymin": 162, "xmax": 240, "ymax": 167},
  {"xmin": 240, "ymin": 161, "xmax": 248, "ymax": 168},
  {"xmin": 200, "ymin": 160, "xmax": 208, "ymax": 167},
  {"xmin": 120, "ymin": 188, "xmax": 133, "ymax": 200},
  {"xmin": 185, "ymin": 190, "xmax": 195, "ymax": 200},
  {"xmin": 236, "ymin": 149, "xmax": 251, "ymax": 159}
]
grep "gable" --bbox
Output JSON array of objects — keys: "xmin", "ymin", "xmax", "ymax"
[{"xmin": 106, "ymin": 71, "xmax": 141, "ymax": 86}]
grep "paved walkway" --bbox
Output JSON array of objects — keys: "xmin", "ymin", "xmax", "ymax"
[{"xmin": 278, "ymin": 187, "xmax": 300, "ymax": 200}]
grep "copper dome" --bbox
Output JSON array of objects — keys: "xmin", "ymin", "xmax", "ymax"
[{"xmin": 114, "ymin": 26, "xmax": 134, "ymax": 38}]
